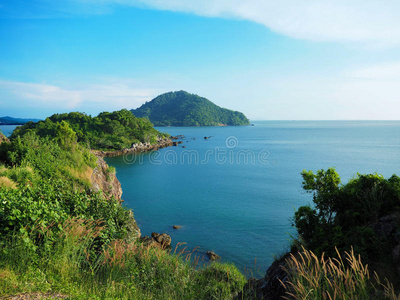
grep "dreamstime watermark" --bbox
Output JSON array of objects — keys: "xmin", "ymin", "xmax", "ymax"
[{"xmin": 123, "ymin": 136, "xmax": 273, "ymax": 165}]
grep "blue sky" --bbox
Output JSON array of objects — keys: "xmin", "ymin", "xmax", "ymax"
[{"xmin": 1, "ymin": 0, "xmax": 400, "ymax": 120}]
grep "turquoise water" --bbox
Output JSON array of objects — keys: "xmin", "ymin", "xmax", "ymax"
[
  {"xmin": 0, "ymin": 125, "xmax": 18, "ymax": 137},
  {"xmin": 106, "ymin": 121, "xmax": 400, "ymax": 277}
]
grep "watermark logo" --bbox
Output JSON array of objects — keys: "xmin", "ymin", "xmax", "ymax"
[{"xmin": 123, "ymin": 136, "xmax": 272, "ymax": 166}]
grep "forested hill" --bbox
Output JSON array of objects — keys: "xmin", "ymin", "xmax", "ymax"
[
  {"xmin": 11, "ymin": 109, "xmax": 168, "ymax": 150},
  {"xmin": 131, "ymin": 91, "xmax": 250, "ymax": 126}
]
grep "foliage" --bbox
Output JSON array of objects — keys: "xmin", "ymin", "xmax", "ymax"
[
  {"xmin": 282, "ymin": 247, "xmax": 398, "ymax": 299},
  {"xmin": 0, "ymin": 130, "xmax": 96, "ymax": 189},
  {"xmin": 294, "ymin": 168, "xmax": 400, "ymax": 274},
  {"xmin": 11, "ymin": 109, "xmax": 167, "ymax": 150},
  {"xmin": 0, "ymin": 180, "xmax": 133, "ymax": 251},
  {"xmin": 131, "ymin": 90, "xmax": 250, "ymax": 126},
  {"xmin": 0, "ymin": 109, "xmax": 247, "ymax": 299},
  {"xmin": 0, "ymin": 219, "xmax": 246, "ymax": 299}
]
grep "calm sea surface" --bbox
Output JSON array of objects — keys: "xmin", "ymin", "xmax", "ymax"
[
  {"xmin": 1, "ymin": 125, "xmax": 19, "ymax": 137},
  {"xmin": 5, "ymin": 122, "xmax": 400, "ymax": 277},
  {"xmin": 106, "ymin": 121, "xmax": 400, "ymax": 277}
]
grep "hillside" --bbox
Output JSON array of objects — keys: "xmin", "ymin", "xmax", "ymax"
[
  {"xmin": 11, "ymin": 109, "xmax": 168, "ymax": 150},
  {"xmin": 131, "ymin": 91, "xmax": 250, "ymax": 126},
  {"xmin": 0, "ymin": 109, "xmax": 246, "ymax": 299}
]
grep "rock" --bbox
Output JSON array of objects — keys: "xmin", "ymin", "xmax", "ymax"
[
  {"xmin": 142, "ymin": 232, "xmax": 172, "ymax": 249},
  {"xmin": 374, "ymin": 213, "xmax": 400, "ymax": 239},
  {"xmin": 0, "ymin": 133, "xmax": 9, "ymax": 145},
  {"xmin": 236, "ymin": 253, "xmax": 291, "ymax": 300},
  {"xmin": 393, "ymin": 245, "xmax": 400, "ymax": 263},
  {"xmin": 92, "ymin": 138, "xmax": 174, "ymax": 157},
  {"xmin": 173, "ymin": 225, "xmax": 181, "ymax": 229},
  {"xmin": 91, "ymin": 156, "xmax": 122, "ymax": 200},
  {"xmin": 206, "ymin": 251, "xmax": 220, "ymax": 261},
  {"xmin": 182, "ymin": 146, "xmax": 186, "ymax": 148}
]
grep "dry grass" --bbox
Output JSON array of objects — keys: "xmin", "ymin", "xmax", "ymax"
[
  {"xmin": 282, "ymin": 247, "xmax": 371, "ymax": 299},
  {"xmin": 64, "ymin": 166, "xmax": 93, "ymax": 186},
  {"xmin": 0, "ymin": 176, "xmax": 17, "ymax": 189},
  {"xmin": 282, "ymin": 247, "xmax": 400, "ymax": 300}
]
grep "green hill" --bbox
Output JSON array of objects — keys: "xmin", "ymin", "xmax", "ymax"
[
  {"xmin": 131, "ymin": 91, "xmax": 250, "ymax": 126},
  {"xmin": 11, "ymin": 109, "xmax": 168, "ymax": 150}
]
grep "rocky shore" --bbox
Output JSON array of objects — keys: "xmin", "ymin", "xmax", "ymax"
[{"xmin": 92, "ymin": 137, "xmax": 183, "ymax": 158}]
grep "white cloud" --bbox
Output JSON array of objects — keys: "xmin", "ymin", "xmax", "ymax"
[
  {"xmin": 346, "ymin": 62, "xmax": 400, "ymax": 80},
  {"xmin": 0, "ymin": 79, "xmax": 160, "ymax": 114},
  {"xmin": 0, "ymin": 81, "xmax": 82, "ymax": 109},
  {"xmin": 96, "ymin": 0, "xmax": 400, "ymax": 47},
  {"xmin": 6, "ymin": 1, "xmax": 400, "ymax": 46}
]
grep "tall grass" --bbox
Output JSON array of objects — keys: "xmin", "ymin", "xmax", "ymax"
[
  {"xmin": 282, "ymin": 246, "xmax": 399, "ymax": 300},
  {"xmin": 0, "ymin": 218, "xmax": 246, "ymax": 299}
]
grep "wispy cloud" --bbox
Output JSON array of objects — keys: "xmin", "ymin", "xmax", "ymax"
[
  {"xmin": 0, "ymin": 79, "xmax": 160, "ymax": 114},
  {"xmin": 97, "ymin": 0, "xmax": 400, "ymax": 47},
  {"xmin": 3, "ymin": 1, "xmax": 400, "ymax": 47},
  {"xmin": 346, "ymin": 62, "xmax": 400, "ymax": 80}
]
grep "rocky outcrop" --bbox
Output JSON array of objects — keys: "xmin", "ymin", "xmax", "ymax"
[
  {"xmin": 140, "ymin": 232, "xmax": 172, "ymax": 249},
  {"xmin": 0, "ymin": 133, "xmax": 10, "ymax": 145},
  {"xmin": 236, "ymin": 253, "xmax": 290, "ymax": 300},
  {"xmin": 90, "ymin": 155, "xmax": 140, "ymax": 241},
  {"xmin": 173, "ymin": 225, "xmax": 182, "ymax": 229},
  {"xmin": 92, "ymin": 138, "xmax": 175, "ymax": 158},
  {"xmin": 206, "ymin": 251, "xmax": 220, "ymax": 261},
  {"xmin": 373, "ymin": 212, "xmax": 400, "ymax": 277},
  {"xmin": 91, "ymin": 156, "xmax": 122, "ymax": 200}
]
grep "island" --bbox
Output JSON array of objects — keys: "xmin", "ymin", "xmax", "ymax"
[
  {"xmin": 0, "ymin": 116, "xmax": 41, "ymax": 125},
  {"xmin": 131, "ymin": 90, "xmax": 250, "ymax": 127}
]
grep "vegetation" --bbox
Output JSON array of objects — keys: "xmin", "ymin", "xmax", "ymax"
[
  {"xmin": 282, "ymin": 247, "xmax": 398, "ymax": 299},
  {"xmin": 11, "ymin": 109, "xmax": 168, "ymax": 150},
  {"xmin": 294, "ymin": 168, "xmax": 400, "ymax": 260},
  {"xmin": 290, "ymin": 168, "xmax": 400, "ymax": 297},
  {"xmin": 0, "ymin": 111, "xmax": 246, "ymax": 299},
  {"xmin": 131, "ymin": 90, "xmax": 250, "ymax": 126},
  {"xmin": 0, "ymin": 218, "xmax": 246, "ymax": 299}
]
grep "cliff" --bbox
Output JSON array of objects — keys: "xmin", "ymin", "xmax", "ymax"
[
  {"xmin": 0, "ymin": 133, "xmax": 9, "ymax": 145},
  {"xmin": 91, "ymin": 155, "xmax": 141, "ymax": 241},
  {"xmin": 91, "ymin": 156, "xmax": 122, "ymax": 200}
]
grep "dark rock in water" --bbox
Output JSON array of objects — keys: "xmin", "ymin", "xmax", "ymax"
[
  {"xmin": 173, "ymin": 225, "xmax": 182, "ymax": 229},
  {"xmin": 182, "ymin": 146, "xmax": 186, "ymax": 148},
  {"xmin": 206, "ymin": 251, "xmax": 220, "ymax": 261},
  {"xmin": 171, "ymin": 135, "xmax": 185, "ymax": 140}
]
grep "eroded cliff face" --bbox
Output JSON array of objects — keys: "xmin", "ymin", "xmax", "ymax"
[
  {"xmin": 91, "ymin": 155, "xmax": 141, "ymax": 240},
  {"xmin": 0, "ymin": 133, "xmax": 10, "ymax": 145},
  {"xmin": 91, "ymin": 156, "xmax": 122, "ymax": 200}
]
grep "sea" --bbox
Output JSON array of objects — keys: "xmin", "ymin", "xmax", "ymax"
[{"xmin": 4, "ymin": 121, "xmax": 400, "ymax": 277}]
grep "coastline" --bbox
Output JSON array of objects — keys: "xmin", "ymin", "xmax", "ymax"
[{"xmin": 92, "ymin": 137, "xmax": 183, "ymax": 158}]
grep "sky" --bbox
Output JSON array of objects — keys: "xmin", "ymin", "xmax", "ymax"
[{"xmin": 0, "ymin": 0, "xmax": 400, "ymax": 120}]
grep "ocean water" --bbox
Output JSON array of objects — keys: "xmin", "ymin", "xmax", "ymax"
[
  {"xmin": 0, "ymin": 125, "xmax": 18, "ymax": 137},
  {"xmin": 106, "ymin": 121, "xmax": 400, "ymax": 277}
]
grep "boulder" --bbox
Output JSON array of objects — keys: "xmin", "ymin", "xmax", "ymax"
[
  {"xmin": 142, "ymin": 232, "xmax": 172, "ymax": 249},
  {"xmin": 172, "ymin": 225, "xmax": 182, "ymax": 229},
  {"xmin": 206, "ymin": 251, "xmax": 220, "ymax": 261}
]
